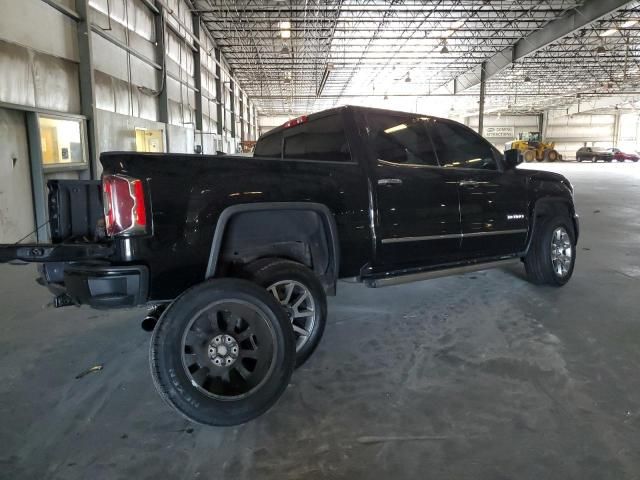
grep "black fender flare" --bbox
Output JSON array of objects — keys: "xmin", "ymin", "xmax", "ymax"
[
  {"xmin": 525, "ymin": 197, "xmax": 579, "ymax": 253},
  {"xmin": 204, "ymin": 202, "xmax": 340, "ymax": 294}
]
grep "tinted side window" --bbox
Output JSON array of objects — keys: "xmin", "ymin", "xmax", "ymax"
[
  {"xmin": 367, "ymin": 113, "xmax": 439, "ymax": 167},
  {"xmin": 254, "ymin": 133, "xmax": 281, "ymax": 158},
  {"xmin": 430, "ymin": 120, "xmax": 497, "ymax": 170},
  {"xmin": 283, "ymin": 114, "xmax": 351, "ymax": 162}
]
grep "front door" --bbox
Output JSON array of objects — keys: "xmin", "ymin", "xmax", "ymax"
[
  {"xmin": 364, "ymin": 112, "xmax": 463, "ymax": 270},
  {"xmin": 428, "ymin": 118, "xmax": 528, "ymax": 259}
]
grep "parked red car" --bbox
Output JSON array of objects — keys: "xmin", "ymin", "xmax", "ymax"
[{"xmin": 608, "ymin": 148, "xmax": 639, "ymax": 162}]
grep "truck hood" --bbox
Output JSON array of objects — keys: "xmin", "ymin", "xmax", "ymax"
[{"xmin": 525, "ymin": 168, "xmax": 573, "ymax": 193}]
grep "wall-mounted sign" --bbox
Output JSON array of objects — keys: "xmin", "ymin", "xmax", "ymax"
[{"xmin": 485, "ymin": 126, "xmax": 515, "ymax": 138}]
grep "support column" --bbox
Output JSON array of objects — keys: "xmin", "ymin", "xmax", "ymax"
[
  {"xmin": 192, "ymin": 15, "xmax": 203, "ymax": 137},
  {"xmin": 239, "ymin": 94, "xmax": 245, "ymax": 143},
  {"xmin": 478, "ymin": 61, "xmax": 486, "ymax": 136},
  {"xmin": 540, "ymin": 111, "xmax": 549, "ymax": 141},
  {"xmin": 612, "ymin": 110, "xmax": 621, "ymax": 147},
  {"xmin": 75, "ymin": 0, "xmax": 98, "ymax": 177},
  {"xmin": 154, "ymin": 4, "xmax": 169, "ymax": 125},
  {"xmin": 214, "ymin": 48, "xmax": 223, "ymax": 140},
  {"xmin": 537, "ymin": 113, "xmax": 544, "ymax": 134},
  {"xmin": 229, "ymin": 78, "xmax": 236, "ymax": 140}
]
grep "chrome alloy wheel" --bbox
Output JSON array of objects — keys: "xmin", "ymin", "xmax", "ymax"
[
  {"xmin": 267, "ymin": 280, "xmax": 317, "ymax": 351},
  {"xmin": 550, "ymin": 227, "xmax": 572, "ymax": 278}
]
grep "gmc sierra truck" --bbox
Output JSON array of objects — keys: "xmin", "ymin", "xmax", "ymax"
[{"xmin": 0, "ymin": 106, "xmax": 578, "ymax": 426}]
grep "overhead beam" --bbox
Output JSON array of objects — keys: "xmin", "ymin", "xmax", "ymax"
[
  {"xmin": 547, "ymin": 93, "xmax": 640, "ymax": 118},
  {"xmin": 439, "ymin": 0, "xmax": 633, "ymax": 94}
]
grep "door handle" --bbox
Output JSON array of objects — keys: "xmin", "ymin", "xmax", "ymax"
[
  {"xmin": 459, "ymin": 180, "xmax": 479, "ymax": 186},
  {"xmin": 378, "ymin": 178, "xmax": 403, "ymax": 186}
]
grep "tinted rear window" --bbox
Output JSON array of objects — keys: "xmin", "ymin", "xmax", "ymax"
[
  {"xmin": 254, "ymin": 133, "xmax": 281, "ymax": 158},
  {"xmin": 283, "ymin": 114, "xmax": 351, "ymax": 162}
]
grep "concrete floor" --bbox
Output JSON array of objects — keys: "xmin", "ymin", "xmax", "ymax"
[{"xmin": 1, "ymin": 162, "xmax": 639, "ymax": 479}]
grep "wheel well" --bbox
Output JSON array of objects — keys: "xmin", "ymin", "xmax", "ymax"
[
  {"xmin": 526, "ymin": 198, "xmax": 577, "ymax": 253},
  {"xmin": 533, "ymin": 199, "xmax": 571, "ymax": 219},
  {"xmin": 205, "ymin": 203, "xmax": 339, "ymax": 295}
]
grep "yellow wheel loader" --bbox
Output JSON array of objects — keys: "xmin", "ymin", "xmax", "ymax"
[{"xmin": 505, "ymin": 132, "xmax": 560, "ymax": 162}]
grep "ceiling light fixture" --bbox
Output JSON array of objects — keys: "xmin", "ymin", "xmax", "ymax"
[
  {"xmin": 280, "ymin": 20, "xmax": 291, "ymax": 39},
  {"xmin": 405, "ymin": 73, "xmax": 412, "ymax": 82},
  {"xmin": 280, "ymin": 44, "xmax": 290, "ymax": 55},
  {"xmin": 524, "ymin": 75, "xmax": 531, "ymax": 82},
  {"xmin": 595, "ymin": 44, "xmax": 606, "ymax": 54},
  {"xmin": 440, "ymin": 40, "xmax": 449, "ymax": 54}
]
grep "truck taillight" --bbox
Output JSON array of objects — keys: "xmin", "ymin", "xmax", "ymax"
[{"xmin": 102, "ymin": 174, "xmax": 147, "ymax": 236}]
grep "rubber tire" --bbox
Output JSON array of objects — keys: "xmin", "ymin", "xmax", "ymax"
[
  {"xmin": 544, "ymin": 149, "xmax": 559, "ymax": 162},
  {"xmin": 523, "ymin": 150, "xmax": 536, "ymax": 163},
  {"xmin": 150, "ymin": 278, "xmax": 295, "ymax": 426},
  {"xmin": 524, "ymin": 214, "xmax": 576, "ymax": 287},
  {"xmin": 243, "ymin": 258, "xmax": 327, "ymax": 368}
]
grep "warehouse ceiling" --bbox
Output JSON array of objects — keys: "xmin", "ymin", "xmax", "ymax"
[{"xmin": 191, "ymin": 0, "xmax": 640, "ymax": 116}]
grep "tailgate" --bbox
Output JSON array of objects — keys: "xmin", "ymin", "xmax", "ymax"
[
  {"xmin": 0, "ymin": 243, "xmax": 114, "ymax": 263},
  {"xmin": 0, "ymin": 179, "xmax": 110, "ymax": 264}
]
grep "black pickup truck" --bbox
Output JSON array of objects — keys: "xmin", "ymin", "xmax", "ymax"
[{"xmin": 0, "ymin": 106, "xmax": 578, "ymax": 426}]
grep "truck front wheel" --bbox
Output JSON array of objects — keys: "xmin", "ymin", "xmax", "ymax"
[
  {"xmin": 149, "ymin": 278, "xmax": 295, "ymax": 426},
  {"xmin": 244, "ymin": 259, "xmax": 327, "ymax": 368},
  {"xmin": 524, "ymin": 214, "xmax": 576, "ymax": 286}
]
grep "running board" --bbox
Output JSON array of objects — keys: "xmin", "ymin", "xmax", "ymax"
[{"xmin": 364, "ymin": 258, "xmax": 520, "ymax": 288}]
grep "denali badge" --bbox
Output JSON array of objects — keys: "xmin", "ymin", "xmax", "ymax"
[{"xmin": 507, "ymin": 214, "xmax": 525, "ymax": 220}]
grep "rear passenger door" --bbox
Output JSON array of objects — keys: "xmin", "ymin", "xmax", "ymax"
[{"xmin": 428, "ymin": 119, "xmax": 529, "ymax": 259}]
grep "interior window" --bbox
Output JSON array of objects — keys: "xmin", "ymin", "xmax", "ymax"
[
  {"xmin": 367, "ymin": 113, "xmax": 439, "ymax": 167},
  {"xmin": 39, "ymin": 116, "xmax": 87, "ymax": 168},
  {"xmin": 429, "ymin": 120, "xmax": 498, "ymax": 170},
  {"xmin": 283, "ymin": 114, "xmax": 351, "ymax": 162},
  {"xmin": 254, "ymin": 132, "xmax": 281, "ymax": 158}
]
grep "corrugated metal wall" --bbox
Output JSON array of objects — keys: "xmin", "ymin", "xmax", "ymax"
[{"xmin": 0, "ymin": 0, "xmax": 257, "ymax": 158}]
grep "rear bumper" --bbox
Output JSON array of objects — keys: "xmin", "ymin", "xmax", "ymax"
[{"xmin": 41, "ymin": 263, "xmax": 149, "ymax": 309}]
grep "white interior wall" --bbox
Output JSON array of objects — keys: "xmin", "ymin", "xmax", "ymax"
[
  {"xmin": 467, "ymin": 115, "xmax": 540, "ymax": 150},
  {"xmin": 468, "ymin": 111, "xmax": 640, "ymax": 159}
]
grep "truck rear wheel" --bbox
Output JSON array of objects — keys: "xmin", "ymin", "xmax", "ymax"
[
  {"xmin": 149, "ymin": 278, "xmax": 295, "ymax": 426},
  {"xmin": 524, "ymin": 214, "xmax": 575, "ymax": 286},
  {"xmin": 243, "ymin": 258, "xmax": 327, "ymax": 368}
]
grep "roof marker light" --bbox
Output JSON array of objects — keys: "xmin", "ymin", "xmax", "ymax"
[{"xmin": 283, "ymin": 115, "xmax": 308, "ymax": 129}]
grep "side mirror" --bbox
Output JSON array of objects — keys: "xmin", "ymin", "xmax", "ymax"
[{"xmin": 503, "ymin": 148, "xmax": 523, "ymax": 170}]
